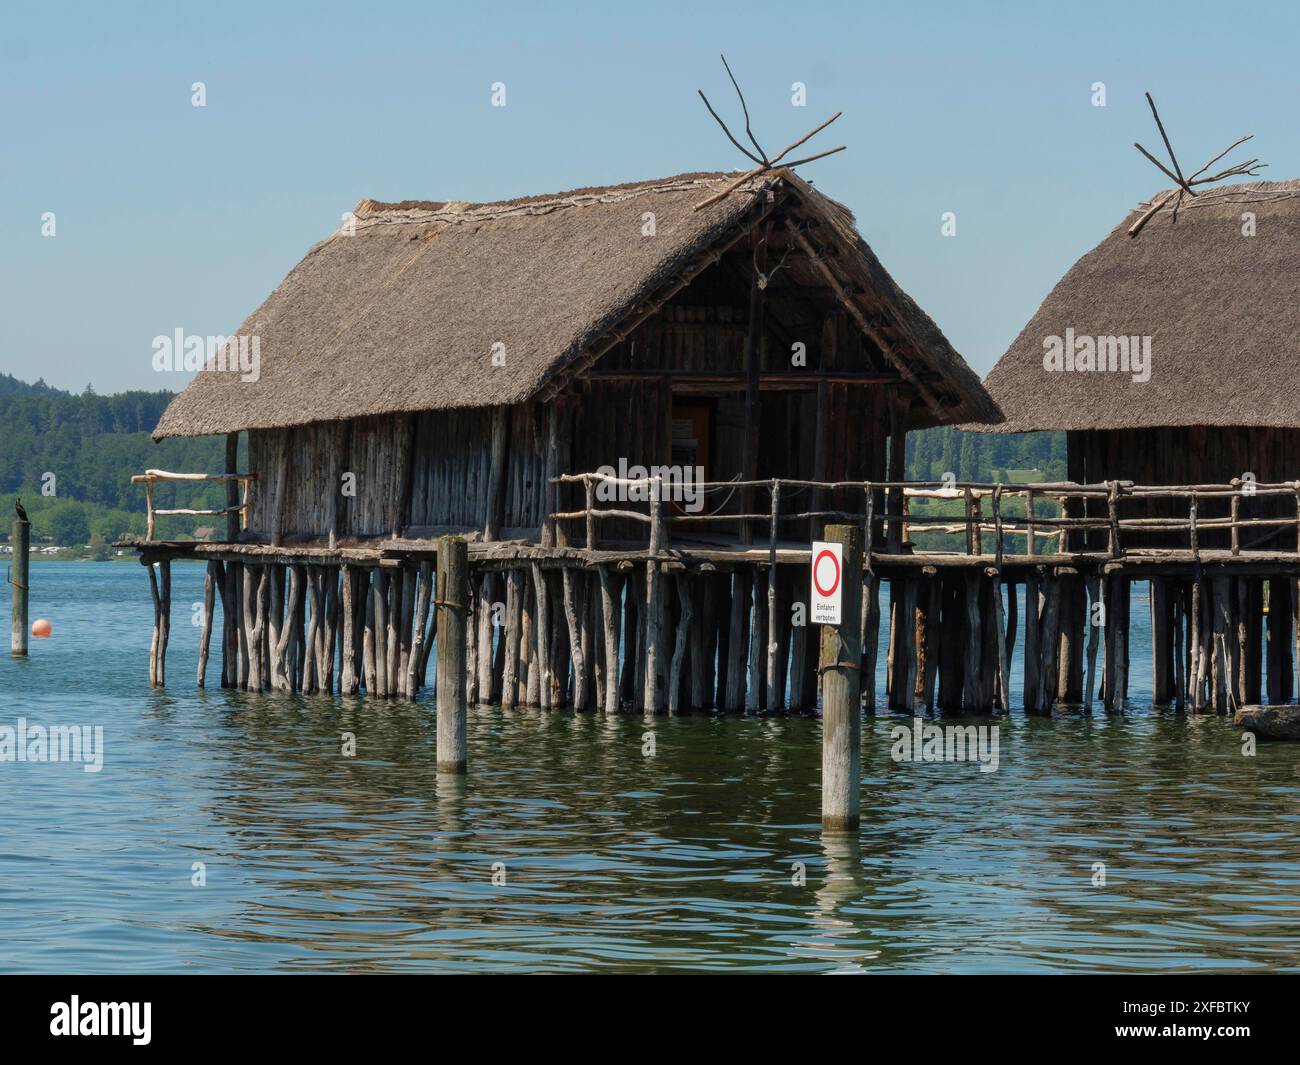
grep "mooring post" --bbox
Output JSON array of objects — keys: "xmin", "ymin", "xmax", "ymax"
[
  {"xmin": 820, "ymin": 524, "xmax": 864, "ymax": 832},
  {"xmin": 11, "ymin": 518, "xmax": 30, "ymax": 657},
  {"xmin": 436, "ymin": 536, "xmax": 469, "ymax": 772}
]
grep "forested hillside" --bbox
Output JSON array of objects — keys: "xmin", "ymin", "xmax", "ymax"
[
  {"xmin": 0, "ymin": 373, "xmax": 226, "ymax": 545},
  {"xmin": 906, "ymin": 424, "xmax": 1066, "ymax": 483}
]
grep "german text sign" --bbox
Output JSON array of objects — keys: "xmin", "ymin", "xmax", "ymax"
[{"xmin": 810, "ymin": 541, "xmax": 843, "ymax": 625}]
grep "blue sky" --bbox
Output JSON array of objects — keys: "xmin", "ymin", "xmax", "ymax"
[{"xmin": 3, "ymin": 0, "xmax": 1297, "ymax": 393}]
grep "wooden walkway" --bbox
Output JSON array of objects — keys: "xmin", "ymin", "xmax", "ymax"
[{"xmin": 123, "ymin": 475, "xmax": 1300, "ymax": 716}]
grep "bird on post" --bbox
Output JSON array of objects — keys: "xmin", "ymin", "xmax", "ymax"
[{"xmin": 14, "ymin": 498, "xmax": 29, "ymax": 523}]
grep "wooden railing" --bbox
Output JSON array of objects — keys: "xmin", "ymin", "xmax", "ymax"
[
  {"xmin": 550, "ymin": 474, "xmax": 1300, "ymax": 562},
  {"xmin": 131, "ymin": 469, "xmax": 255, "ymax": 541}
]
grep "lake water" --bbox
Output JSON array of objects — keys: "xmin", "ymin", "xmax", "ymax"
[{"xmin": 2, "ymin": 562, "xmax": 1298, "ymax": 973}]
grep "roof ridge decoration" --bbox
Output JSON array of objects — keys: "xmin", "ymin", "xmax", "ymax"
[
  {"xmin": 691, "ymin": 54, "xmax": 846, "ymax": 211},
  {"xmin": 1128, "ymin": 92, "xmax": 1267, "ymax": 235}
]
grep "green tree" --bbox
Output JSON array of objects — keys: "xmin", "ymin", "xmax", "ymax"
[{"xmin": 45, "ymin": 500, "xmax": 90, "ymax": 546}]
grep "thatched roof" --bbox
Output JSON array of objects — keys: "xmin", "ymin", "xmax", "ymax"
[
  {"xmin": 978, "ymin": 179, "xmax": 1300, "ymax": 433},
  {"xmin": 154, "ymin": 169, "xmax": 999, "ymax": 439}
]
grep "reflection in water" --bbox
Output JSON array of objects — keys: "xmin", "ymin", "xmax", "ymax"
[{"xmin": 2, "ymin": 564, "xmax": 1300, "ymax": 973}]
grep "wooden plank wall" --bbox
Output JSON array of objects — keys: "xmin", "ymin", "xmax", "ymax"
[{"xmin": 1075, "ymin": 426, "xmax": 1300, "ymax": 550}]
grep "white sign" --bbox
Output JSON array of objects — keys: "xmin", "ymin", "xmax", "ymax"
[{"xmin": 810, "ymin": 540, "xmax": 843, "ymax": 625}]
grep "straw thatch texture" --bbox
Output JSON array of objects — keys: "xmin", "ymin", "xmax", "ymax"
[
  {"xmin": 979, "ymin": 179, "xmax": 1300, "ymax": 433},
  {"xmin": 154, "ymin": 170, "xmax": 997, "ymax": 439}
]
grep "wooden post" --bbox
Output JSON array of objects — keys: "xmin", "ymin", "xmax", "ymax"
[
  {"xmin": 820, "ymin": 525, "xmax": 863, "ymax": 832},
  {"xmin": 11, "ymin": 518, "xmax": 29, "ymax": 657},
  {"xmin": 1083, "ymin": 573, "xmax": 1101, "ymax": 709},
  {"xmin": 340, "ymin": 565, "xmax": 357, "ymax": 696},
  {"xmin": 484, "ymin": 406, "xmax": 508, "ymax": 542},
  {"xmin": 962, "ymin": 572, "xmax": 983, "ymax": 712},
  {"xmin": 765, "ymin": 481, "xmax": 781, "ymax": 707},
  {"xmin": 501, "ymin": 569, "xmax": 523, "ymax": 708},
  {"xmin": 435, "ymin": 537, "xmax": 469, "ymax": 772},
  {"xmin": 597, "ymin": 566, "xmax": 620, "ymax": 714},
  {"xmin": 408, "ymin": 561, "xmax": 433, "ymax": 699},
  {"xmin": 277, "ymin": 566, "xmax": 303, "ymax": 693},
  {"xmin": 739, "ymin": 224, "xmax": 769, "ymax": 546},
  {"xmin": 1270, "ymin": 577, "xmax": 1295, "ymax": 705},
  {"xmin": 1039, "ymin": 573, "xmax": 1061, "ymax": 712},
  {"xmin": 993, "ymin": 577, "xmax": 1011, "ymax": 711},
  {"xmin": 147, "ymin": 559, "xmax": 172, "ymax": 688},
  {"xmin": 478, "ymin": 574, "xmax": 496, "ymax": 707},
  {"xmin": 668, "ymin": 574, "xmax": 694, "ymax": 714},
  {"xmin": 1151, "ymin": 579, "xmax": 1172, "ymax": 705},
  {"xmin": 1023, "ymin": 570, "xmax": 1041, "ymax": 713},
  {"xmin": 561, "ymin": 569, "xmax": 586, "ymax": 709},
  {"xmin": 887, "ymin": 404, "xmax": 905, "ymax": 552},
  {"xmin": 860, "ymin": 573, "xmax": 880, "ymax": 711},
  {"xmin": 531, "ymin": 564, "xmax": 551, "ymax": 709},
  {"xmin": 197, "ymin": 560, "xmax": 218, "ymax": 687},
  {"xmin": 746, "ymin": 569, "xmax": 767, "ymax": 712},
  {"xmin": 725, "ymin": 569, "xmax": 750, "ymax": 711},
  {"xmin": 225, "ymin": 432, "xmax": 240, "ymax": 542},
  {"xmin": 643, "ymin": 491, "xmax": 664, "ymax": 714}
]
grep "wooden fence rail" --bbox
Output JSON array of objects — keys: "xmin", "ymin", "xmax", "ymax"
[
  {"xmin": 131, "ymin": 469, "xmax": 255, "ymax": 541},
  {"xmin": 551, "ymin": 473, "xmax": 1300, "ymax": 561}
]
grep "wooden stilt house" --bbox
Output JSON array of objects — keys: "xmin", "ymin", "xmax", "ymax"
[
  {"xmin": 979, "ymin": 179, "xmax": 1300, "ymax": 550},
  {"xmin": 137, "ymin": 168, "xmax": 1000, "ymax": 709},
  {"xmin": 977, "ymin": 178, "xmax": 1300, "ymax": 712}
]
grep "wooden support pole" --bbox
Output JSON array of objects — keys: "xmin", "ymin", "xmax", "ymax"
[
  {"xmin": 643, "ymin": 493, "xmax": 665, "ymax": 714},
  {"xmin": 598, "ymin": 566, "xmax": 620, "ymax": 714},
  {"xmin": 476, "ymin": 571, "xmax": 497, "ymax": 703},
  {"xmin": 765, "ymin": 482, "xmax": 781, "ymax": 707},
  {"xmin": 484, "ymin": 406, "xmax": 508, "ymax": 542},
  {"xmin": 10, "ymin": 518, "xmax": 29, "ymax": 657},
  {"xmin": 1270, "ymin": 577, "xmax": 1295, "ymax": 705},
  {"xmin": 739, "ymin": 225, "xmax": 769, "ymax": 546},
  {"xmin": 1083, "ymin": 574, "xmax": 1101, "ymax": 709},
  {"xmin": 820, "ymin": 524, "xmax": 863, "ymax": 832},
  {"xmin": 746, "ymin": 569, "xmax": 767, "ymax": 712},
  {"xmin": 961, "ymin": 572, "xmax": 983, "ymax": 712},
  {"xmin": 725, "ymin": 569, "xmax": 750, "ymax": 711},
  {"xmin": 697, "ymin": 573, "xmax": 717, "ymax": 711},
  {"xmin": 531, "ymin": 563, "xmax": 552, "ymax": 709},
  {"xmin": 1023, "ymin": 570, "xmax": 1041, "ymax": 713},
  {"xmin": 560, "ymin": 569, "xmax": 586, "ymax": 709},
  {"xmin": 501, "ymin": 569, "xmax": 523, "ymax": 709},
  {"xmin": 923, "ymin": 576, "xmax": 942, "ymax": 712},
  {"xmin": 435, "ymin": 536, "xmax": 469, "ymax": 772},
  {"xmin": 1172, "ymin": 581, "xmax": 1186, "ymax": 711},
  {"xmin": 408, "ymin": 561, "xmax": 432, "ymax": 699},
  {"xmin": 225, "ymin": 432, "xmax": 240, "ymax": 542},
  {"xmin": 1212, "ymin": 575, "xmax": 1231, "ymax": 713},
  {"xmin": 1039, "ymin": 574, "xmax": 1061, "ymax": 713},
  {"xmin": 993, "ymin": 577, "xmax": 1011, "ymax": 712},
  {"xmin": 1151, "ymin": 579, "xmax": 1172, "ymax": 705},
  {"xmin": 197, "ymin": 560, "xmax": 218, "ymax": 687},
  {"xmin": 668, "ymin": 574, "xmax": 695, "ymax": 714},
  {"xmin": 860, "ymin": 573, "xmax": 880, "ymax": 711},
  {"xmin": 159, "ymin": 558, "xmax": 172, "ymax": 688}
]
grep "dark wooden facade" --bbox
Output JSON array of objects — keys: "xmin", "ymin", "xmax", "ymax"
[
  {"xmin": 242, "ymin": 243, "xmax": 902, "ymax": 549},
  {"xmin": 1069, "ymin": 426, "xmax": 1300, "ymax": 551}
]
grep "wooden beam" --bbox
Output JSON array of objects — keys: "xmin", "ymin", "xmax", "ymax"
[{"xmin": 785, "ymin": 222, "xmax": 947, "ymax": 420}]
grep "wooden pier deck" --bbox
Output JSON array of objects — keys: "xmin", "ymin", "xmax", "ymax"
[{"xmin": 122, "ymin": 474, "xmax": 1300, "ymax": 720}]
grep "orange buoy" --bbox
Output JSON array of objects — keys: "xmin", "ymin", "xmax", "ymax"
[{"xmin": 31, "ymin": 618, "xmax": 52, "ymax": 638}]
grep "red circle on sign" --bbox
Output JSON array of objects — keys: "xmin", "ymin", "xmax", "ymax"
[{"xmin": 813, "ymin": 549, "xmax": 840, "ymax": 597}]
